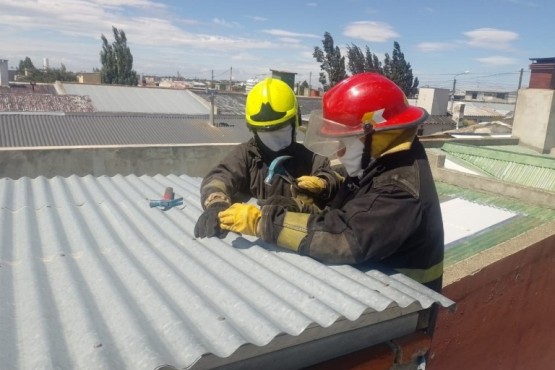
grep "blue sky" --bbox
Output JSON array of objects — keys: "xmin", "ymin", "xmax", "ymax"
[{"xmin": 1, "ymin": 0, "xmax": 553, "ymax": 91}]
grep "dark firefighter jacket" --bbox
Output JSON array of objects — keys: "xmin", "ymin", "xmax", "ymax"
[
  {"xmin": 259, "ymin": 138, "xmax": 444, "ymax": 292},
  {"xmin": 200, "ymin": 138, "xmax": 342, "ymax": 210}
]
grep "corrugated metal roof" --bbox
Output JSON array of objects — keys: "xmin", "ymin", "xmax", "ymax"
[
  {"xmin": 441, "ymin": 143, "xmax": 555, "ymax": 191},
  {"xmin": 59, "ymin": 83, "xmax": 210, "ymax": 114},
  {"xmin": 457, "ymin": 103, "xmax": 507, "ymax": 118},
  {"xmin": 0, "ymin": 174, "xmax": 454, "ymax": 370},
  {"xmin": 0, "ymin": 113, "xmax": 251, "ymax": 147}
]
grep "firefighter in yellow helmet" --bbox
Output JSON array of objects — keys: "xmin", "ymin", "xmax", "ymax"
[
  {"xmin": 194, "ymin": 77, "xmax": 342, "ymax": 239},
  {"xmin": 218, "ymin": 73, "xmax": 444, "ymax": 295}
]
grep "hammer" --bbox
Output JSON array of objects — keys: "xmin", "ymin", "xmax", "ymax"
[
  {"xmin": 149, "ymin": 187, "xmax": 184, "ymax": 211},
  {"xmin": 264, "ymin": 155, "xmax": 293, "ymax": 185}
]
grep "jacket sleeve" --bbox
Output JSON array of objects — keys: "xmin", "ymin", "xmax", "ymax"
[
  {"xmin": 259, "ymin": 188, "xmax": 422, "ymax": 265},
  {"xmin": 200, "ymin": 144, "xmax": 251, "ymax": 209}
]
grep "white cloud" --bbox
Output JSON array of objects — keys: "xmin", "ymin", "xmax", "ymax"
[
  {"xmin": 231, "ymin": 53, "xmax": 259, "ymax": 61},
  {"xmin": 475, "ymin": 56, "xmax": 518, "ymax": 66},
  {"xmin": 416, "ymin": 42, "xmax": 457, "ymax": 52},
  {"xmin": 262, "ymin": 29, "xmax": 320, "ymax": 38},
  {"xmin": 212, "ymin": 18, "xmax": 240, "ymax": 28},
  {"xmin": 343, "ymin": 21, "xmax": 399, "ymax": 42},
  {"xmin": 246, "ymin": 15, "xmax": 267, "ymax": 22},
  {"xmin": 279, "ymin": 37, "xmax": 302, "ymax": 44},
  {"xmin": 463, "ymin": 28, "xmax": 518, "ymax": 50}
]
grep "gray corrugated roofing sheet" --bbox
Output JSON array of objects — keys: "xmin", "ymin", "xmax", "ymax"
[
  {"xmin": 59, "ymin": 83, "xmax": 210, "ymax": 114},
  {"xmin": 193, "ymin": 90, "xmax": 324, "ymax": 117},
  {"xmin": 0, "ymin": 113, "xmax": 251, "ymax": 147},
  {"xmin": 0, "ymin": 174, "xmax": 454, "ymax": 370}
]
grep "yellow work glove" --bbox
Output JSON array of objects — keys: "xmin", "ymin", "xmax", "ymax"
[
  {"xmin": 218, "ymin": 203, "xmax": 261, "ymax": 236},
  {"xmin": 296, "ymin": 176, "xmax": 327, "ymax": 195}
]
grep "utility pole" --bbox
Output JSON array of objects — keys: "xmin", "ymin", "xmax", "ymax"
[
  {"xmin": 309, "ymin": 72, "xmax": 312, "ymax": 94},
  {"xmin": 229, "ymin": 67, "xmax": 232, "ymax": 91},
  {"xmin": 518, "ymin": 68, "xmax": 524, "ymax": 89},
  {"xmin": 211, "ymin": 69, "xmax": 214, "ymax": 88},
  {"xmin": 451, "ymin": 71, "xmax": 469, "ymax": 115}
]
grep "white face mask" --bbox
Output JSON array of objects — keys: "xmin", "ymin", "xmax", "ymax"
[
  {"xmin": 338, "ymin": 136, "xmax": 365, "ymax": 178},
  {"xmin": 257, "ymin": 124, "xmax": 293, "ymax": 152}
]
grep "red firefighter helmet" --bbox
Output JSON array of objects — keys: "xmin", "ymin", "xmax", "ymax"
[{"xmin": 305, "ymin": 72, "xmax": 428, "ymax": 156}]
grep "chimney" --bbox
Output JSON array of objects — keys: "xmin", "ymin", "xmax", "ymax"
[
  {"xmin": 416, "ymin": 87, "xmax": 450, "ymax": 115},
  {"xmin": 0, "ymin": 59, "xmax": 8, "ymax": 87},
  {"xmin": 452, "ymin": 103, "xmax": 466, "ymax": 130},
  {"xmin": 528, "ymin": 57, "xmax": 555, "ymax": 89},
  {"xmin": 512, "ymin": 57, "xmax": 555, "ymax": 154}
]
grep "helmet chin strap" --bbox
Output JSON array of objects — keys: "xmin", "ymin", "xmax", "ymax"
[{"xmin": 360, "ymin": 123, "xmax": 374, "ymax": 169}]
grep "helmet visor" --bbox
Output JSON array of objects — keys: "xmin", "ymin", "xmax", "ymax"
[{"xmin": 303, "ymin": 110, "xmax": 366, "ymax": 157}]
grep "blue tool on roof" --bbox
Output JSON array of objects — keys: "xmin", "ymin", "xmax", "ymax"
[{"xmin": 149, "ymin": 187, "xmax": 184, "ymax": 211}]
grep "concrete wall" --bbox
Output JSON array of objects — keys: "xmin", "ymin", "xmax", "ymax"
[
  {"xmin": 428, "ymin": 221, "xmax": 555, "ymax": 370},
  {"xmin": 0, "ymin": 138, "xmax": 521, "ymax": 180},
  {"xmin": 512, "ymin": 89, "xmax": 555, "ymax": 154},
  {"xmin": 0, "ymin": 145, "xmax": 237, "ymax": 179},
  {"xmin": 0, "ymin": 138, "xmax": 522, "ymax": 180},
  {"xmin": 416, "ymin": 88, "xmax": 449, "ymax": 116}
]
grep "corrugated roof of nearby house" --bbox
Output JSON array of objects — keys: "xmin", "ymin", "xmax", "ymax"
[
  {"xmin": 457, "ymin": 102, "xmax": 513, "ymax": 118},
  {"xmin": 0, "ymin": 113, "xmax": 251, "ymax": 147},
  {"xmin": 424, "ymin": 115, "xmax": 455, "ymax": 126},
  {"xmin": 193, "ymin": 90, "xmax": 324, "ymax": 117},
  {"xmin": 0, "ymin": 174, "xmax": 455, "ymax": 370},
  {"xmin": 0, "ymin": 93, "xmax": 95, "ymax": 112},
  {"xmin": 57, "ymin": 83, "xmax": 211, "ymax": 114},
  {"xmin": 440, "ymin": 142, "xmax": 555, "ymax": 191}
]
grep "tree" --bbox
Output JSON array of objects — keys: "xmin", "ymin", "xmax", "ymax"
[
  {"xmin": 100, "ymin": 26, "xmax": 138, "ymax": 86},
  {"xmin": 18, "ymin": 57, "xmax": 36, "ymax": 75},
  {"xmin": 383, "ymin": 41, "xmax": 419, "ymax": 97},
  {"xmin": 16, "ymin": 57, "xmax": 76, "ymax": 82},
  {"xmin": 313, "ymin": 32, "xmax": 347, "ymax": 91},
  {"xmin": 346, "ymin": 43, "xmax": 366, "ymax": 75},
  {"xmin": 344, "ymin": 40, "xmax": 417, "ymax": 97},
  {"xmin": 346, "ymin": 44, "xmax": 384, "ymax": 75},
  {"xmin": 365, "ymin": 46, "xmax": 383, "ymax": 74}
]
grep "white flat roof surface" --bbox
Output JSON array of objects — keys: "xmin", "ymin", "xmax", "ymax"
[{"xmin": 441, "ymin": 197, "xmax": 517, "ymax": 245}]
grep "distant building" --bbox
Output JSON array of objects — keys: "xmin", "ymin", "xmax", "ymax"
[
  {"xmin": 270, "ymin": 69, "xmax": 297, "ymax": 90},
  {"xmin": 0, "ymin": 59, "xmax": 8, "ymax": 87},
  {"xmin": 245, "ymin": 79, "xmax": 258, "ymax": 93},
  {"xmin": 77, "ymin": 72, "xmax": 101, "ymax": 85},
  {"xmin": 464, "ymin": 90, "xmax": 515, "ymax": 104}
]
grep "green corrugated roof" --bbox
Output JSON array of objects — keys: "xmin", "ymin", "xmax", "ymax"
[
  {"xmin": 441, "ymin": 143, "xmax": 555, "ymax": 191},
  {"xmin": 436, "ymin": 181, "xmax": 555, "ymax": 266}
]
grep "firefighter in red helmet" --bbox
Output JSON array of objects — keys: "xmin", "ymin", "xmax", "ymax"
[{"xmin": 218, "ymin": 73, "xmax": 444, "ymax": 295}]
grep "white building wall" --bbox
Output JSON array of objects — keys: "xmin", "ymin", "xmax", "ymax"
[
  {"xmin": 0, "ymin": 59, "xmax": 9, "ymax": 87},
  {"xmin": 416, "ymin": 88, "xmax": 450, "ymax": 115},
  {"xmin": 512, "ymin": 89, "xmax": 555, "ymax": 154}
]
